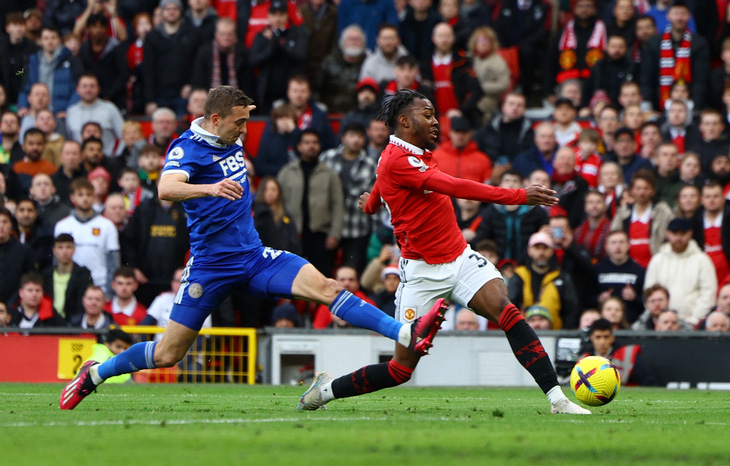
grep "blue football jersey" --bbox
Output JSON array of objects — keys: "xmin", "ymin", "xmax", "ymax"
[{"xmin": 161, "ymin": 119, "xmax": 262, "ymax": 258}]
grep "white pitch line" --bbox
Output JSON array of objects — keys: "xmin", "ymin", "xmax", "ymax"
[{"xmin": 4, "ymin": 416, "xmax": 730, "ymax": 429}]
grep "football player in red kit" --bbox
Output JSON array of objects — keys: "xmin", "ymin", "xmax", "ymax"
[{"xmin": 298, "ymin": 90, "xmax": 591, "ymax": 414}]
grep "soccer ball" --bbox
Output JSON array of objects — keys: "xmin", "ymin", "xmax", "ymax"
[{"xmin": 570, "ymin": 356, "xmax": 621, "ymax": 406}]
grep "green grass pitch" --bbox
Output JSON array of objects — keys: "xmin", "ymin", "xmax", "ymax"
[{"xmin": 2, "ymin": 384, "xmax": 729, "ymax": 465}]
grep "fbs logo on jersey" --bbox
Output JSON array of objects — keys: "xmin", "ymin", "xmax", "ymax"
[
  {"xmin": 91, "ymin": 228, "xmax": 101, "ymax": 236},
  {"xmin": 403, "ymin": 307, "xmax": 417, "ymax": 322}
]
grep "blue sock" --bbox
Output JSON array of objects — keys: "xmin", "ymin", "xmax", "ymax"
[
  {"xmin": 97, "ymin": 341, "xmax": 157, "ymax": 381},
  {"xmin": 330, "ymin": 290, "xmax": 402, "ymax": 341}
]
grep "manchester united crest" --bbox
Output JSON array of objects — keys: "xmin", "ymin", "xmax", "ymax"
[
  {"xmin": 559, "ymin": 50, "xmax": 577, "ymax": 70},
  {"xmin": 404, "ymin": 308, "xmax": 417, "ymax": 322},
  {"xmin": 585, "ymin": 48, "xmax": 604, "ymax": 67}
]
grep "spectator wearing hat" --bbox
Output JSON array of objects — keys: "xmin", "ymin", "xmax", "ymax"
[
  {"xmin": 525, "ymin": 305, "xmax": 553, "ymax": 330},
  {"xmin": 508, "ymin": 231, "xmax": 580, "ymax": 329},
  {"xmin": 142, "ymin": 0, "xmax": 200, "ymax": 117},
  {"xmin": 610, "ymin": 169, "xmax": 672, "ymax": 268},
  {"xmin": 372, "ymin": 265, "xmax": 400, "ymax": 318},
  {"xmin": 644, "ymin": 216, "xmax": 717, "ymax": 325},
  {"xmin": 581, "ymin": 34, "xmax": 638, "ymax": 109},
  {"xmin": 320, "ymin": 122, "xmax": 376, "ymax": 274},
  {"xmin": 338, "ymin": 78, "xmax": 381, "ymax": 139},
  {"xmin": 88, "ymin": 166, "xmax": 112, "ymax": 214},
  {"xmin": 608, "ymin": 126, "xmax": 652, "ymax": 184},
  {"xmin": 432, "ymin": 116, "xmax": 492, "ymax": 184},
  {"xmin": 249, "ymin": 0, "xmax": 309, "ymax": 114},
  {"xmin": 552, "ymin": 98, "xmax": 582, "ymax": 148},
  {"xmin": 359, "ymin": 23, "xmax": 408, "ymax": 85},
  {"xmin": 271, "ymin": 303, "xmax": 301, "ymax": 328},
  {"xmin": 640, "ymin": 0, "xmax": 709, "ymax": 111}
]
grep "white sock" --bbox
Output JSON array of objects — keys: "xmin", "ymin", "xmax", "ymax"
[
  {"xmin": 320, "ymin": 380, "xmax": 335, "ymax": 402},
  {"xmin": 546, "ymin": 386, "xmax": 567, "ymax": 404},
  {"xmin": 89, "ymin": 365, "xmax": 104, "ymax": 386},
  {"xmin": 397, "ymin": 323, "xmax": 411, "ymax": 347}
]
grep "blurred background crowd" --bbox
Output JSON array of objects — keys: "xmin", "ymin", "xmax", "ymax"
[{"xmin": 1, "ymin": 0, "xmax": 730, "ymax": 337}]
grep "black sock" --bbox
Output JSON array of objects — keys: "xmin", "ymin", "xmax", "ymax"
[
  {"xmin": 331, "ymin": 360, "xmax": 414, "ymax": 399},
  {"xmin": 499, "ymin": 304, "xmax": 559, "ymax": 394}
]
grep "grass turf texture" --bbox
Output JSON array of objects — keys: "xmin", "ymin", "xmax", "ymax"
[{"xmin": 2, "ymin": 384, "xmax": 729, "ymax": 465}]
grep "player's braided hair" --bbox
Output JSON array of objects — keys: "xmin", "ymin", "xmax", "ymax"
[{"xmin": 377, "ymin": 89, "xmax": 428, "ymax": 131}]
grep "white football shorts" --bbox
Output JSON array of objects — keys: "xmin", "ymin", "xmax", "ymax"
[{"xmin": 394, "ymin": 245, "xmax": 503, "ymax": 323}]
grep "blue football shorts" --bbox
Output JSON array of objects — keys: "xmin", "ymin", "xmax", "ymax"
[{"xmin": 169, "ymin": 246, "xmax": 308, "ymax": 330}]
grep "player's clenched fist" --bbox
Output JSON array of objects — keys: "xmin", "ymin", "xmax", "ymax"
[
  {"xmin": 210, "ymin": 178, "xmax": 243, "ymax": 200},
  {"xmin": 359, "ymin": 192, "xmax": 370, "ymax": 212},
  {"xmin": 524, "ymin": 184, "xmax": 559, "ymax": 206}
]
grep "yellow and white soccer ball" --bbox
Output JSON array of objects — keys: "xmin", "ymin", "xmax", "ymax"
[{"xmin": 570, "ymin": 356, "xmax": 621, "ymax": 406}]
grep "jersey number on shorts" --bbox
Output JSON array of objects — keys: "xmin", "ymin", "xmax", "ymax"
[
  {"xmin": 468, "ymin": 253, "xmax": 488, "ymax": 268},
  {"xmin": 263, "ymin": 247, "xmax": 283, "ymax": 260}
]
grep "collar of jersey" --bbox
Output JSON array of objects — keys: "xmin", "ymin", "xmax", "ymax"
[
  {"xmin": 389, "ymin": 135, "xmax": 425, "ymax": 155},
  {"xmin": 191, "ymin": 117, "xmax": 226, "ymax": 148}
]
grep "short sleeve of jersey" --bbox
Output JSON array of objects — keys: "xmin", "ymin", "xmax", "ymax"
[
  {"xmin": 162, "ymin": 139, "xmax": 199, "ymax": 181},
  {"xmin": 386, "ymin": 152, "xmax": 437, "ymax": 190},
  {"xmin": 105, "ymin": 220, "xmax": 120, "ymax": 252}
]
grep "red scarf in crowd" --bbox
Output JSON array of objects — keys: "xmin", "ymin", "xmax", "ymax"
[
  {"xmin": 211, "ymin": 41, "xmax": 238, "ymax": 89},
  {"xmin": 659, "ymin": 28, "xmax": 692, "ymax": 110},
  {"xmin": 557, "ymin": 19, "xmax": 606, "ymax": 82}
]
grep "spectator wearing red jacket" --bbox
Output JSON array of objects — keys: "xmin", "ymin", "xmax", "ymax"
[{"xmin": 432, "ymin": 116, "xmax": 492, "ymax": 183}]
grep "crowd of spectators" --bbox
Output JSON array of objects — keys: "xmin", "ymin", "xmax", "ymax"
[{"xmin": 1, "ymin": 0, "xmax": 730, "ymax": 337}]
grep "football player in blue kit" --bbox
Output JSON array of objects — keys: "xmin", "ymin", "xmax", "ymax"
[{"xmin": 60, "ymin": 86, "xmax": 447, "ymax": 410}]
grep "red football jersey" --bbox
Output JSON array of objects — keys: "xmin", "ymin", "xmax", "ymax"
[{"xmin": 369, "ymin": 136, "xmax": 525, "ymax": 264}]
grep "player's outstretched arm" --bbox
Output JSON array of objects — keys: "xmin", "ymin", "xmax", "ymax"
[
  {"xmin": 159, "ymin": 173, "xmax": 243, "ymax": 202},
  {"xmin": 524, "ymin": 184, "xmax": 560, "ymax": 206},
  {"xmin": 421, "ymin": 170, "xmax": 558, "ymax": 206}
]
